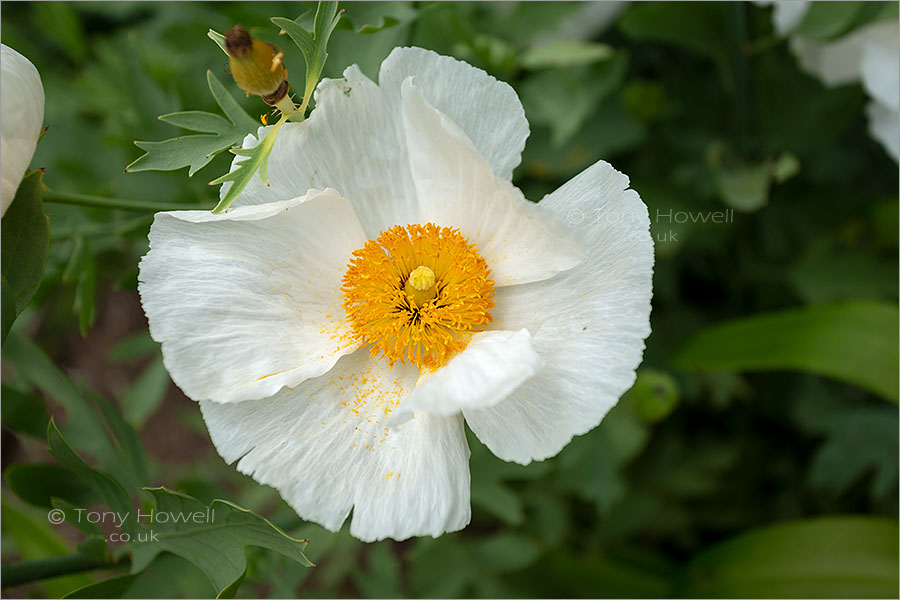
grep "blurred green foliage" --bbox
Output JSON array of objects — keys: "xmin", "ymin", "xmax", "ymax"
[{"xmin": 1, "ymin": 2, "xmax": 897, "ymax": 598}]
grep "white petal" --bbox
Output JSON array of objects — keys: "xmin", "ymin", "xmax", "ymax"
[
  {"xmin": 1, "ymin": 44, "xmax": 44, "ymax": 216},
  {"xmin": 791, "ymin": 33, "xmax": 865, "ymax": 87},
  {"xmin": 772, "ymin": 1, "xmax": 810, "ymax": 36},
  {"xmin": 465, "ymin": 161, "xmax": 653, "ymax": 464},
  {"xmin": 223, "ymin": 65, "xmax": 418, "ymax": 238},
  {"xmin": 860, "ymin": 22, "xmax": 900, "ymax": 110},
  {"xmin": 391, "ymin": 329, "xmax": 541, "ymax": 426},
  {"xmin": 866, "ymin": 100, "xmax": 900, "ymax": 162},
  {"xmin": 200, "ymin": 350, "xmax": 471, "ymax": 542},
  {"xmin": 379, "ymin": 46, "xmax": 529, "ymax": 180},
  {"xmin": 138, "ymin": 189, "xmax": 365, "ymax": 403},
  {"xmin": 401, "ymin": 79, "xmax": 584, "ymax": 286}
]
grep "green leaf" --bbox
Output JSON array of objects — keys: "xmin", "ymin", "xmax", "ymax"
[
  {"xmin": 352, "ymin": 543, "xmax": 402, "ymax": 598},
  {"xmin": 47, "ymin": 420, "xmax": 137, "ymax": 533},
  {"xmin": 4, "ymin": 334, "xmax": 114, "ymax": 464},
  {"xmin": 1, "ymin": 384, "xmax": 49, "ymax": 438},
  {"xmin": 106, "ymin": 330, "xmax": 157, "ymax": 363},
  {"xmin": 128, "ymin": 487, "xmax": 313, "ymax": 594},
  {"xmin": 338, "ymin": 2, "xmax": 419, "ymax": 34},
  {"xmin": 126, "ymin": 71, "xmax": 258, "ymax": 176},
  {"xmin": 5, "ymin": 463, "xmax": 94, "ymax": 508},
  {"xmin": 520, "ymin": 40, "xmax": 614, "ymax": 70},
  {"xmin": 4, "ymin": 334, "xmax": 147, "ymax": 491},
  {"xmin": 472, "ymin": 533, "xmax": 540, "ymax": 573},
  {"xmin": 0, "ymin": 499, "xmax": 95, "ymax": 596},
  {"xmin": 521, "ymin": 53, "xmax": 628, "ymax": 146},
  {"xmin": 679, "ymin": 517, "xmax": 899, "ymax": 598},
  {"xmin": 207, "ymin": 29, "xmax": 227, "ymax": 55},
  {"xmin": 2, "ymin": 275, "xmax": 16, "ymax": 342},
  {"xmin": 272, "ymin": 1, "xmax": 342, "ymax": 108},
  {"xmin": 119, "ymin": 356, "xmax": 170, "ymax": 428},
  {"xmin": 672, "ymin": 302, "xmax": 899, "ymax": 402},
  {"xmin": 807, "ymin": 406, "xmax": 898, "ymax": 501},
  {"xmin": 794, "ymin": 2, "xmax": 866, "ymax": 41},
  {"xmin": 74, "ymin": 258, "xmax": 96, "ymax": 337},
  {"xmin": 1, "ymin": 170, "xmax": 49, "ymax": 314},
  {"xmin": 209, "ymin": 112, "xmax": 288, "ymax": 213},
  {"xmin": 63, "ymin": 574, "xmax": 139, "ymax": 599},
  {"xmin": 51, "ymin": 498, "xmax": 108, "ymax": 560}
]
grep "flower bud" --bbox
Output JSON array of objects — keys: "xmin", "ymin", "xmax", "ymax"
[{"xmin": 225, "ymin": 25, "xmax": 289, "ymax": 105}]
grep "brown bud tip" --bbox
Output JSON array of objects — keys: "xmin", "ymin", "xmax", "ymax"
[{"xmin": 225, "ymin": 25, "xmax": 252, "ymax": 58}]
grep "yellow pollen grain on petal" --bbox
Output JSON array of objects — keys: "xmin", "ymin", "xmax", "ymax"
[{"xmin": 341, "ymin": 223, "xmax": 496, "ymax": 371}]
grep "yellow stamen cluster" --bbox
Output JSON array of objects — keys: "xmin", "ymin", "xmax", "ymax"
[{"xmin": 342, "ymin": 224, "xmax": 496, "ymax": 370}]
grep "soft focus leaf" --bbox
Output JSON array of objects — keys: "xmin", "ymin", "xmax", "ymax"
[
  {"xmin": 339, "ymin": 2, "xmax": 419, "ymax": 34},
  {"xmin": 63, "ymin": 574, "xmax": 139, "ymax": 599},
  {"xmin": 520, "ymin": 40, "xmax": 614, "ymax": 69},
  {"xmin": 679, "ymin": 517, "xmax": 899, "ymax": 598},
  {"xmin": 795, "ymin": 2, "xmax": 866, "ymax": 41},
  {"xmin": 0, "ymin": 499, "xmax": 95, "ymax": 596},
  {"xmin": 0, "ymin": 384, "xmax": 49, "ymax": 438},
  {"xmin": 119, "ymin": 355, "xmax": 169, "ymax": 428},
  {"xmin": 1, "ymin": 170, "xmax": 49, "ymax": 314},
  {"xmin": 673, "ymin": 302, "xmax": 899, "ymax": 402},
  {"xmin": 5, "ymin": 463, "xmax": 94, "ymax": 508}
]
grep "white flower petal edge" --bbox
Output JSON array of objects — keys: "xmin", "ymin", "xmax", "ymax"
[
  {"xmin": 1, "ymin": 44, "xmax": 44, "ymax": 216},
  {"xmin": 379, "ymin": 46, "xmax": 529, "ymax": 181},
  {"xmin": 465, "ymin": 161, "xmax": 654, "ymax": 465},
  {"xmin": 866, "ymin": 101, "xmax": 900, "ymax": 162},
  {"xmin": 223, "ymin": 47, "xmax": 529, "ymax": 236},
  {"xmin": 390, "ymin": 329, "xmax": 542, "ymax": 427},
  {"xmin": 859, "ymin": 22, "xmax": 900, "ymax": 112},
  {"xmin": 138, "ymin": 189, "xmax": 365, "ymax": 403},
  {"xmin": 401, "ymin": 78, "xmax": 585, "ymax": 286},
  {"xmin": 791, "ymin": 33, "xmax": 865, "ymax": 87},
  {"xmin": 200, "ymin": 349, "xmax": 470, "ymax": 542}
]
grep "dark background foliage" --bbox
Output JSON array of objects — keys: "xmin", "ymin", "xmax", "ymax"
[{"xmin": 1, "ymin": 2, "xmax": 897, "ymax": 598}]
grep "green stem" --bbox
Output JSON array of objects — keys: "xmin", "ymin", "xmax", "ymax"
[
  {"xmin": 1, "ymin": 554, "xmax": 130, "ymax": 588},
  {"xmin": 43, "ymin": 190, "xmax": 211, "ymax": 213}
]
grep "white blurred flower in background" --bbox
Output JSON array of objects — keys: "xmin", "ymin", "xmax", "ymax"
[
  {"xmin": 762, "ymin": 1, "xmax": 899, "ymax": 162},
  {"xmin": 1, "ymin": 44, "xmax": 45, "ymax": 215}
]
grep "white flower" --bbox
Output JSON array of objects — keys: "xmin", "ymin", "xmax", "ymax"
[
  {"xmin": 1, "ymin": 44, "xmax": 44, "ymax": 216},
  {"xmin": 764, "ymin": 2, "xmax": 899, "ymax": 162},
  {"xmin": 138, "ymin": 48, "xmax": 653, "ymax": 541}
]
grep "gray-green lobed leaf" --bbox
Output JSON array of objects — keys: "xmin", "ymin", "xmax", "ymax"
[{"xmin": 126, "ymin": 71, "xmax": 258, "ymax": 177}]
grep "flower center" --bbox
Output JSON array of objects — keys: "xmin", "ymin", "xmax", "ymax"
[{"xmin": 341, "ymin": 223, "xmax": 495, "ymax": 370}]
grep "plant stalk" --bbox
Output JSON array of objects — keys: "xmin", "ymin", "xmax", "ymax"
[
  {"xmin": 1, "ymin": 554, "xmax": 130, "ymax": 589},
  {"xmin": 43, "ymin": 190, "xmax": 211, "ymax": 213}
]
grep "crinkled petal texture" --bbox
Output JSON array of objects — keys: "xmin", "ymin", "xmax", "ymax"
[
  {"xmin": 464, "ymin": 162, "xmax": 653, "ymax": 465},
  {"xmin": 138, "ymin": 189, "xmax": 365, "ymax": 403},
  {"xmin": 1, "ymin": 44, "xmax": 44, "ymax": 216},
  {"xmin": 200, "ymin": 350, "xmax": 471, "ymax": 542},
  {"xmin": 224, "ymin": 47, "xmax": 529, "ymax": 237}
]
